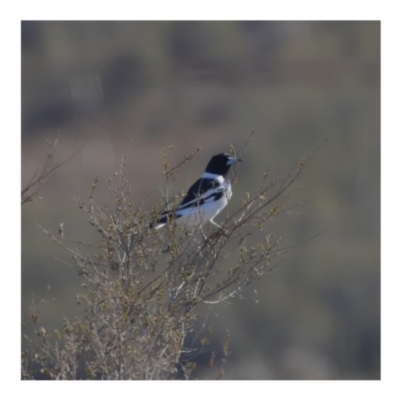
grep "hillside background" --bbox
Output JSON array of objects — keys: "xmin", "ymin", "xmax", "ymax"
[{"xmin": 21, "ymin": 21, "xmax": 380, "ymax": 379}]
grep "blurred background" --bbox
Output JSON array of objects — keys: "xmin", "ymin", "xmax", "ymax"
[{"xmin": 21, "ymin": 21, "xmax": 380, "ymax": 379}]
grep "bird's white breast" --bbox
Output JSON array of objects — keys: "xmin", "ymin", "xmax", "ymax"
[{"xmin": 176, "ymin": 179, "xmax": 232, "ymax": 228}]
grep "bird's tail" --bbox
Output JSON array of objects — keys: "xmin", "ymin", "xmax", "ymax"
[{"xmin": 149, "ymin": 213, "xmax": 170, "ymax": 230}]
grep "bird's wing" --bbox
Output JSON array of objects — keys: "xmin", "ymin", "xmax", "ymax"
[{"xmin": 177, "ymin": 178, "xmax": 225, "ymax": 211}]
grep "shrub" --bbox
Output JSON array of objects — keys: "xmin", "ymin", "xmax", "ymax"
[{"xmin": 22, "ymin": 138, "xmax": 323, "ymax": 380}]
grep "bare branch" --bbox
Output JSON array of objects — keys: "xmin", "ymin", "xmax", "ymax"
[{"xmin": 22, "ymin": 140, "xmax": 80, "ymax": 205}]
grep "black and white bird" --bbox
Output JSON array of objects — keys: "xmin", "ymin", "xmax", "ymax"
[{"xmin": 152, "ymin": 153, "xmax": 242, "ymax": 230}]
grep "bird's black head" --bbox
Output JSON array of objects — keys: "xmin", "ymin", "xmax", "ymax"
[{"xmin": 205, "ymin": 153, "xmax": 243, "ymax": 177}]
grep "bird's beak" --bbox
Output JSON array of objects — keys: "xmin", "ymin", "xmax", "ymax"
[{"xmin": 227, "ymin": 156, "xmax": 243, "ymax": 166}]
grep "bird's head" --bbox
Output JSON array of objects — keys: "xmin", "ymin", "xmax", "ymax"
[{"xmin": 205, "ymin": 153, "xmax": 243, "ymax": 177}]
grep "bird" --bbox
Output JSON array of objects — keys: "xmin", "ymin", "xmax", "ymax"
[{"xmin": 151, "ymin": 153, "xmax": 242, "ymax": 230}]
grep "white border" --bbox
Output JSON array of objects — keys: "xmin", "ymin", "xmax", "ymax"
[{"xmin": 2, "ymin": 1, "xmax": 397, "ymax": 398}]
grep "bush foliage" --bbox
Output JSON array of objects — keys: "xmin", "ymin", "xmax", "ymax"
[{"xmin": 22, "ymin": 138, "xmax": 320, "ymax": 380}]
